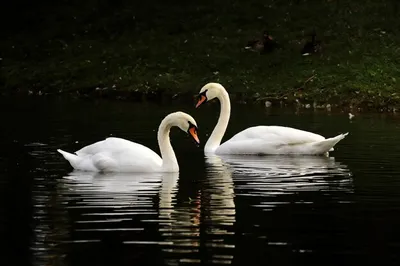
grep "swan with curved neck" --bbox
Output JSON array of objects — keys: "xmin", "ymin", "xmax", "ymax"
[
  {"xmin": 196, "ymin": 82, "xmax": 348, "ymax": 155},
  {"xmin": 57, "ymin": 112, "xmax": 200, "ymax": 172}
]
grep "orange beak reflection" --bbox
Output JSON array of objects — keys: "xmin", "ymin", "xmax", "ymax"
[
  {"xmin": 196, "ymin": 95, "xmax": 207, "ymax": 108},
  {"xmin": 188, "ymin": 127, "xmax": 200, "ymax": 144}
]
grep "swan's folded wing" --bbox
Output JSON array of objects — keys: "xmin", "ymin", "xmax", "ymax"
[
  {"xmin": 217, "ymin": 138, "xmax": 325, "ymax": 155},
  {"xmin": 76, "ymin": 137, "xmax": 155, "ymax": 156},
  {"xmin": 227, "ymin": 126, "xmax": 325, "ymax": 144},
  {"xmin": 76, "ymin": 137, "xmax": 163, "ymax": 168}
]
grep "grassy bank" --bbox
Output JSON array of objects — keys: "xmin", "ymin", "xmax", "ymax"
[{"xmin": 1, "ymin": 0, "xmax": 400, "ymax": 110}]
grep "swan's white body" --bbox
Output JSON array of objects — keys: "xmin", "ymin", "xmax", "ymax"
[
  {"xmin": 215, "ymin": 126, "xmax": 348, "ymax": 155},
  {"xmin": 58, "ymin": 137, "xmax": 164, "ymax": 172},
  {"xmin": 57, "ymin": 112, "xmax": 199, "ymax": 173},
  {"xmin": 197, "ymin": 83, "xmax": 348, "ymax": 155}
]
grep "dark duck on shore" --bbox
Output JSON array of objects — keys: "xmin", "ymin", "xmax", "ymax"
[
  {"xmin": 301, "ymin": 31, "xmax": 321, "ymax": 56},
  {"xmin": 245, "ymin": 31, "xmax": 279, "ymax": 54}
]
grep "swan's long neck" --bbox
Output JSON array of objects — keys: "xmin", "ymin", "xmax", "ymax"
[
  {"xmin": 158, "ymin": 119, "xmax": 179, "ymax": 172},
  {"xmin": 205, "ymin": 88, "xmax": 231, "ymax": 153}
]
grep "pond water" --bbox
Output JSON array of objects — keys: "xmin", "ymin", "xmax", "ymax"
[{"xmin": 1, "ymin": 97, "xmax": 400, "ymax": 266}]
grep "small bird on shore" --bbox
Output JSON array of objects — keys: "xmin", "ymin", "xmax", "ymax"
[
  {"xmin": 301, "ymin": 31, "xmax": 321, "ymax": 56},
  {"xmin": 245, "ymin": 30, "xmax": 279, "ymax": 54}
]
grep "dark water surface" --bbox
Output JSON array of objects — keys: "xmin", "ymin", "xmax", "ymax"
[{"xmin": 1, "ymin": 97, "xmax": 400, "ymax": 266}]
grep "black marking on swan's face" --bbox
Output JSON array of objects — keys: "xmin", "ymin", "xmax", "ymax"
[{"xmin": 195, "ymin": 89, "xmax": 208, "ymax": 108}]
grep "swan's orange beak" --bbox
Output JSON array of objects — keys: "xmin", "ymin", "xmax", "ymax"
[
  {"xmin": 188, "ymin": 126, "xmax": 200, "ymax": 144},
  {"xmin": 196, "ymin": 95, "xmax": 207, "ymax": 108}
]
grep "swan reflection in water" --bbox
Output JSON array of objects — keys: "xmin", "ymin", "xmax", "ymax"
[
  {"xmin": 62, "ymin": 171, "xmax": 179, "ymax": 208},
  {"xmin": 199, "ymin": 155, "xmax": 236, "ymax": 264},
  {"xmin": 216, "ymin": 154, "xmax": 354, "ymax": 207}
]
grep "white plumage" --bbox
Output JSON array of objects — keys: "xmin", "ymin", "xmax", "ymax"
[{"xmin": 57, "ymin": 112, "xmax": 199, "ymax": 172}]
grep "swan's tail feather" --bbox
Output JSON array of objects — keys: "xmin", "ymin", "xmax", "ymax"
[
  {"xmin": 314, "ymin": 132, "xmax": 349, "ymax": 153},
  {"xmin": 57, "ymin": 149, "xmax": 81, "ymax": 169}
]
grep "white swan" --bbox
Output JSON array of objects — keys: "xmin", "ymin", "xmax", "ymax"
[
  {"xmin": 195, "ymin": 82, "xmax": 348, "ymax": 155},
  {"xmin": 57, "ymin": 111, "xmax": 200, "ymax": 172}
]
